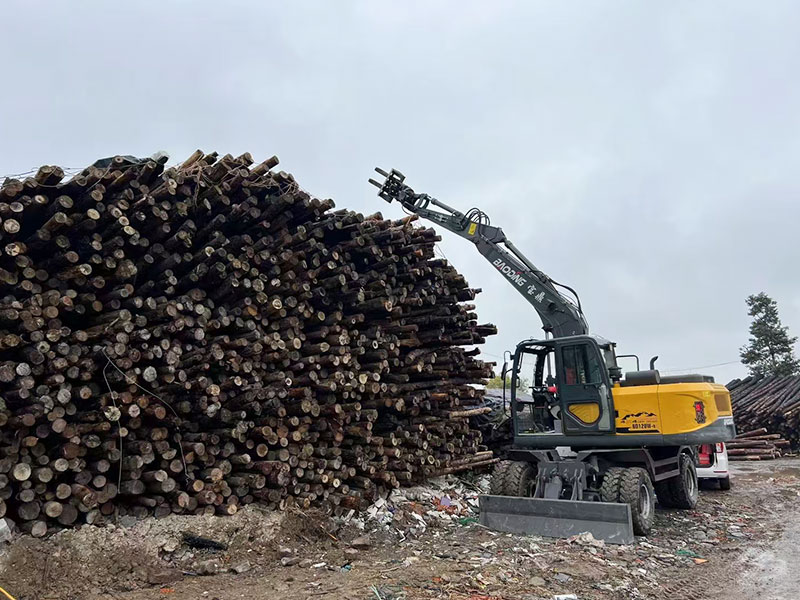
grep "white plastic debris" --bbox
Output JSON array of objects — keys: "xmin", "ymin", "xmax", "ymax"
[
  {"xmin": 333, "ymin": 473, "xmax": 491, "ymax": 535},
  {"xmin": 0, "ymin": 519, "xmax": 12, "ymax": 543}
]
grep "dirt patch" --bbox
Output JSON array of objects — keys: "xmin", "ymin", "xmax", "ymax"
[
  {"xmin": 0, "ymin": 506, "xmax": 282, "ymax": 599},
  {"xmin": 278, "ymin": 508, "xmax": 339, "ymax": 544}
]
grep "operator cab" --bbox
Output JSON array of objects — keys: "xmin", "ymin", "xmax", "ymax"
[{"xmin": 510, "ymin": 335, "xmax": 619, "ymax": 438}]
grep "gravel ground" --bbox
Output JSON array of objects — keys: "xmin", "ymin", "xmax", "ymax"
[
  {"xmin": 0, "ymin": 460, "xmax": 796, "ymax": 600},
  {"xmin": 708, "ymin": 459, "xmax": 800, "ymax": 600}
]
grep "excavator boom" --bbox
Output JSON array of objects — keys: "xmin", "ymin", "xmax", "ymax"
[{"xmin": 370, "ymin": 168, "xmax": 588, "ymax": 338}]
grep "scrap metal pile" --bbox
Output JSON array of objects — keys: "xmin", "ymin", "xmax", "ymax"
[
  {"xmin": 0, "ymin": 151, "xmax": 497, "ymax": 535},
  {"xmin": 727, "ymin": 375, "xmax": 800, "ymax": 453}
]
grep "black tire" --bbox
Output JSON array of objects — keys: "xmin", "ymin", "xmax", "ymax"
[
  {"xmin": 601, "ymin": 467, "xmax": 655, "ymax": 536},
  {"xmin": 656, "ymin": 453, "xmax": 698, "ymax": 509},
  {"xmin": 718, "ymin": 476, "xmax": 731, "ymax": 491},
  {"xmin": 491, "ymin": 460, "xmax": 536, "ymax": 497},
  {"xmin": 489, "ymin": 460, "xmax": 513, "ymax": 495},
  {"xmin": 599, "ymin": 467, "xmax": 626, "ymax": 503},
  {"xmin": 505, "ymin": 461, "xmax": 537, "ymax": 497}
]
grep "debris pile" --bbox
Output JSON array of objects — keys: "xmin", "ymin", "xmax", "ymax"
[
  {"xmin": 342, "ymin": 474, "xmax": 489, "ymax": 535},
  {"xmin": 726, "ymin": 428, "xmax": 791, "ymax": 461},
  {"xmin": 727, "ymin": 375, "xmax": 800, "ymax": 449},
  {"xmin": 0, "ymin": 151, "xmax": 497, "ymax": 535},
  {"xmin": 342, "ymin": 476, "xmax": 762, "ymax": 600}
]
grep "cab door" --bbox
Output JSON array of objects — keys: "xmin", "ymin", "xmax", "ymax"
[{"xmin": 556, "ymin": 341, "xmax": 615, "ymax": 433}]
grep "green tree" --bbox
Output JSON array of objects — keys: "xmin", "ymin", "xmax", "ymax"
[
  {"xmin": 740, "ymin": 293, "xmax": 800, "ymax": 377},
  {"xmin": 485, "ymin": 375, "xmax": 530, "ymax": 391}
]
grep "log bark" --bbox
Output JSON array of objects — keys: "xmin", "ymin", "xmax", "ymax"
[{"xmin": 0, "ymin": 150, "xmax": 498, "ymax": 532}]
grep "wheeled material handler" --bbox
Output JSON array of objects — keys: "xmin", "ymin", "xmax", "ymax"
[{"xmin": 371, "ymin": 168, "xmax": 735, "ymax": 543}]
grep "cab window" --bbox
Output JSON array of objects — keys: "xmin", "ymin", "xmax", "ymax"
[{"xmin": 562, "ymin": 344, "xmax": 603, "ymax": 385}]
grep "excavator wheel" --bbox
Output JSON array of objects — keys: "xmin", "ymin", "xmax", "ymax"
[
  {"xmin": 600, "ymin": 467, "xmax": 655, "ymax": 536},
  {"xmin": 490, "ymin": 460, "xmax": 536, "ymax": 497},
  {"xmin": 655, "ymin": 453, "xmax": 699, "ymax": 509},
  {"xmin": 489, "ymin": 461, "xmax": 513, "ymax": 495},
  {"xmin": 599, "ymin": 467, "xmax": 625, "ymax": 503}
]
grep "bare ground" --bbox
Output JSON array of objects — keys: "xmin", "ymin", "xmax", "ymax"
[
  {"xmin": 709, "ymin": 460, "xmax": 800, "ymax": 600},
  {"xmin": 1, "ymin": 460, "xmax": 797, "ymax": 600}
]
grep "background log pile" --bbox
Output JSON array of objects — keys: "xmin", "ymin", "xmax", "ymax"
[
  {"xmin": 727, "ymin": 375, "xmax": 800, "ymax": 451},
  {"xmin": 725, "ymin": 428, "xmax": 791, "ymax": 461},
  {"xmin": 0, "ymin": 151, "xmax": 497, "ymax": 535}
]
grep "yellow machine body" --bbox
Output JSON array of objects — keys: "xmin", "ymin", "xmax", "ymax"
[
  {"xmin": 514, "ymin": 379, "xmax": 735, "ymax": 449},
  {"xmin": 511, "ymin": 336, "xmax": 737, "ymax": 449},
  {"xmin": 612, "ymin": 382, "xmax": 733, "ymax": 438}
]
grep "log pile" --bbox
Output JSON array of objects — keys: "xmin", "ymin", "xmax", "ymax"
[
  {"xmin": 0, "ymin": 151, "xmax": 497, "ymax": 535},
  {"xmin": 726, "ymin": 428, "xmax": 791, "ymax": 461},
  {"xmin": 727, "ymin": 375, "xmax": 800, "ymax": 449}
]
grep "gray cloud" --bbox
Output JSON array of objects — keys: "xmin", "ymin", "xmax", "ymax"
[{"xmin": 2, "ymin": 0, "xmax": 798, "ymax": 384}]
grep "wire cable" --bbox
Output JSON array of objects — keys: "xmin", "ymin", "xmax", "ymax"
[
  {"xmin": 101, "ymin": 358, "xmax": 125, "ymax": 489},
  {"xmin": 101, "ymin": 349, "xmax": 188, "ymax": 482},
  {"xmin": 0, "ymin": 584, "xmax": 17, "ymax": 600},
  {"xmin": 660, "ymin": 360, "xmax": 741, "ymax": 373}
]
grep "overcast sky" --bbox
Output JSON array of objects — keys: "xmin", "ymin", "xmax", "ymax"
[{"xmin": 2, "ymin": 1, "xmax": 798, "ymax": 384}]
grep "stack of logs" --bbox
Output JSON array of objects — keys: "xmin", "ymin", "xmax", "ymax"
[
  {"xmin": 0, "ymin": 151, "xmax": 498, "ymax": 536},
  {"xmin": 727, "ymin": 375, "xmax": 800, "ymax": 450},
  {"xmin": 726, "ymin": 428, "xmax": 791, "ymax": 461}
]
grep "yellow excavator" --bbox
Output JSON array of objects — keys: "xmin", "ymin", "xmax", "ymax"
[{"xmin": 371, "ymin": 168, "xmax": 735, "ymax": 543}]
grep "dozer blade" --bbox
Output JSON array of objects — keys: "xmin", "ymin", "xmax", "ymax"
[{"xmin": 479, "ymin": 495, "xmax": 634, "ymax": 545}]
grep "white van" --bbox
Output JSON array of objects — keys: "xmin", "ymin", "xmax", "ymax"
[{"xmin": 696, "ymin": 443, "xmax": 730, "ymax": 489}]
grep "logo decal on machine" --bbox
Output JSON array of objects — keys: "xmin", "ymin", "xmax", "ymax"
[
  {"xmin": 492, "ymin": 258, "xmax": 527, "ymax": 286},
  {"xmin": 490, "ymin": 259, "xmax": 551, "ymax": 304},
  {"xmin": 492, "ymin": 258, "xmax": 546, "ymax": 303},
  {"xmin": 694, "ymin": 401, "xmax": 707, "ymax": 424},
  {"xmin": 617, "ymin": 411, "xmax": 659, "ymax": 433}
]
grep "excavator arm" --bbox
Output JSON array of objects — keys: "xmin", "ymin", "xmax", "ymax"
[{"xmin": 370, "ymin": 168, "xmax": 589, "ymax": 338}]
